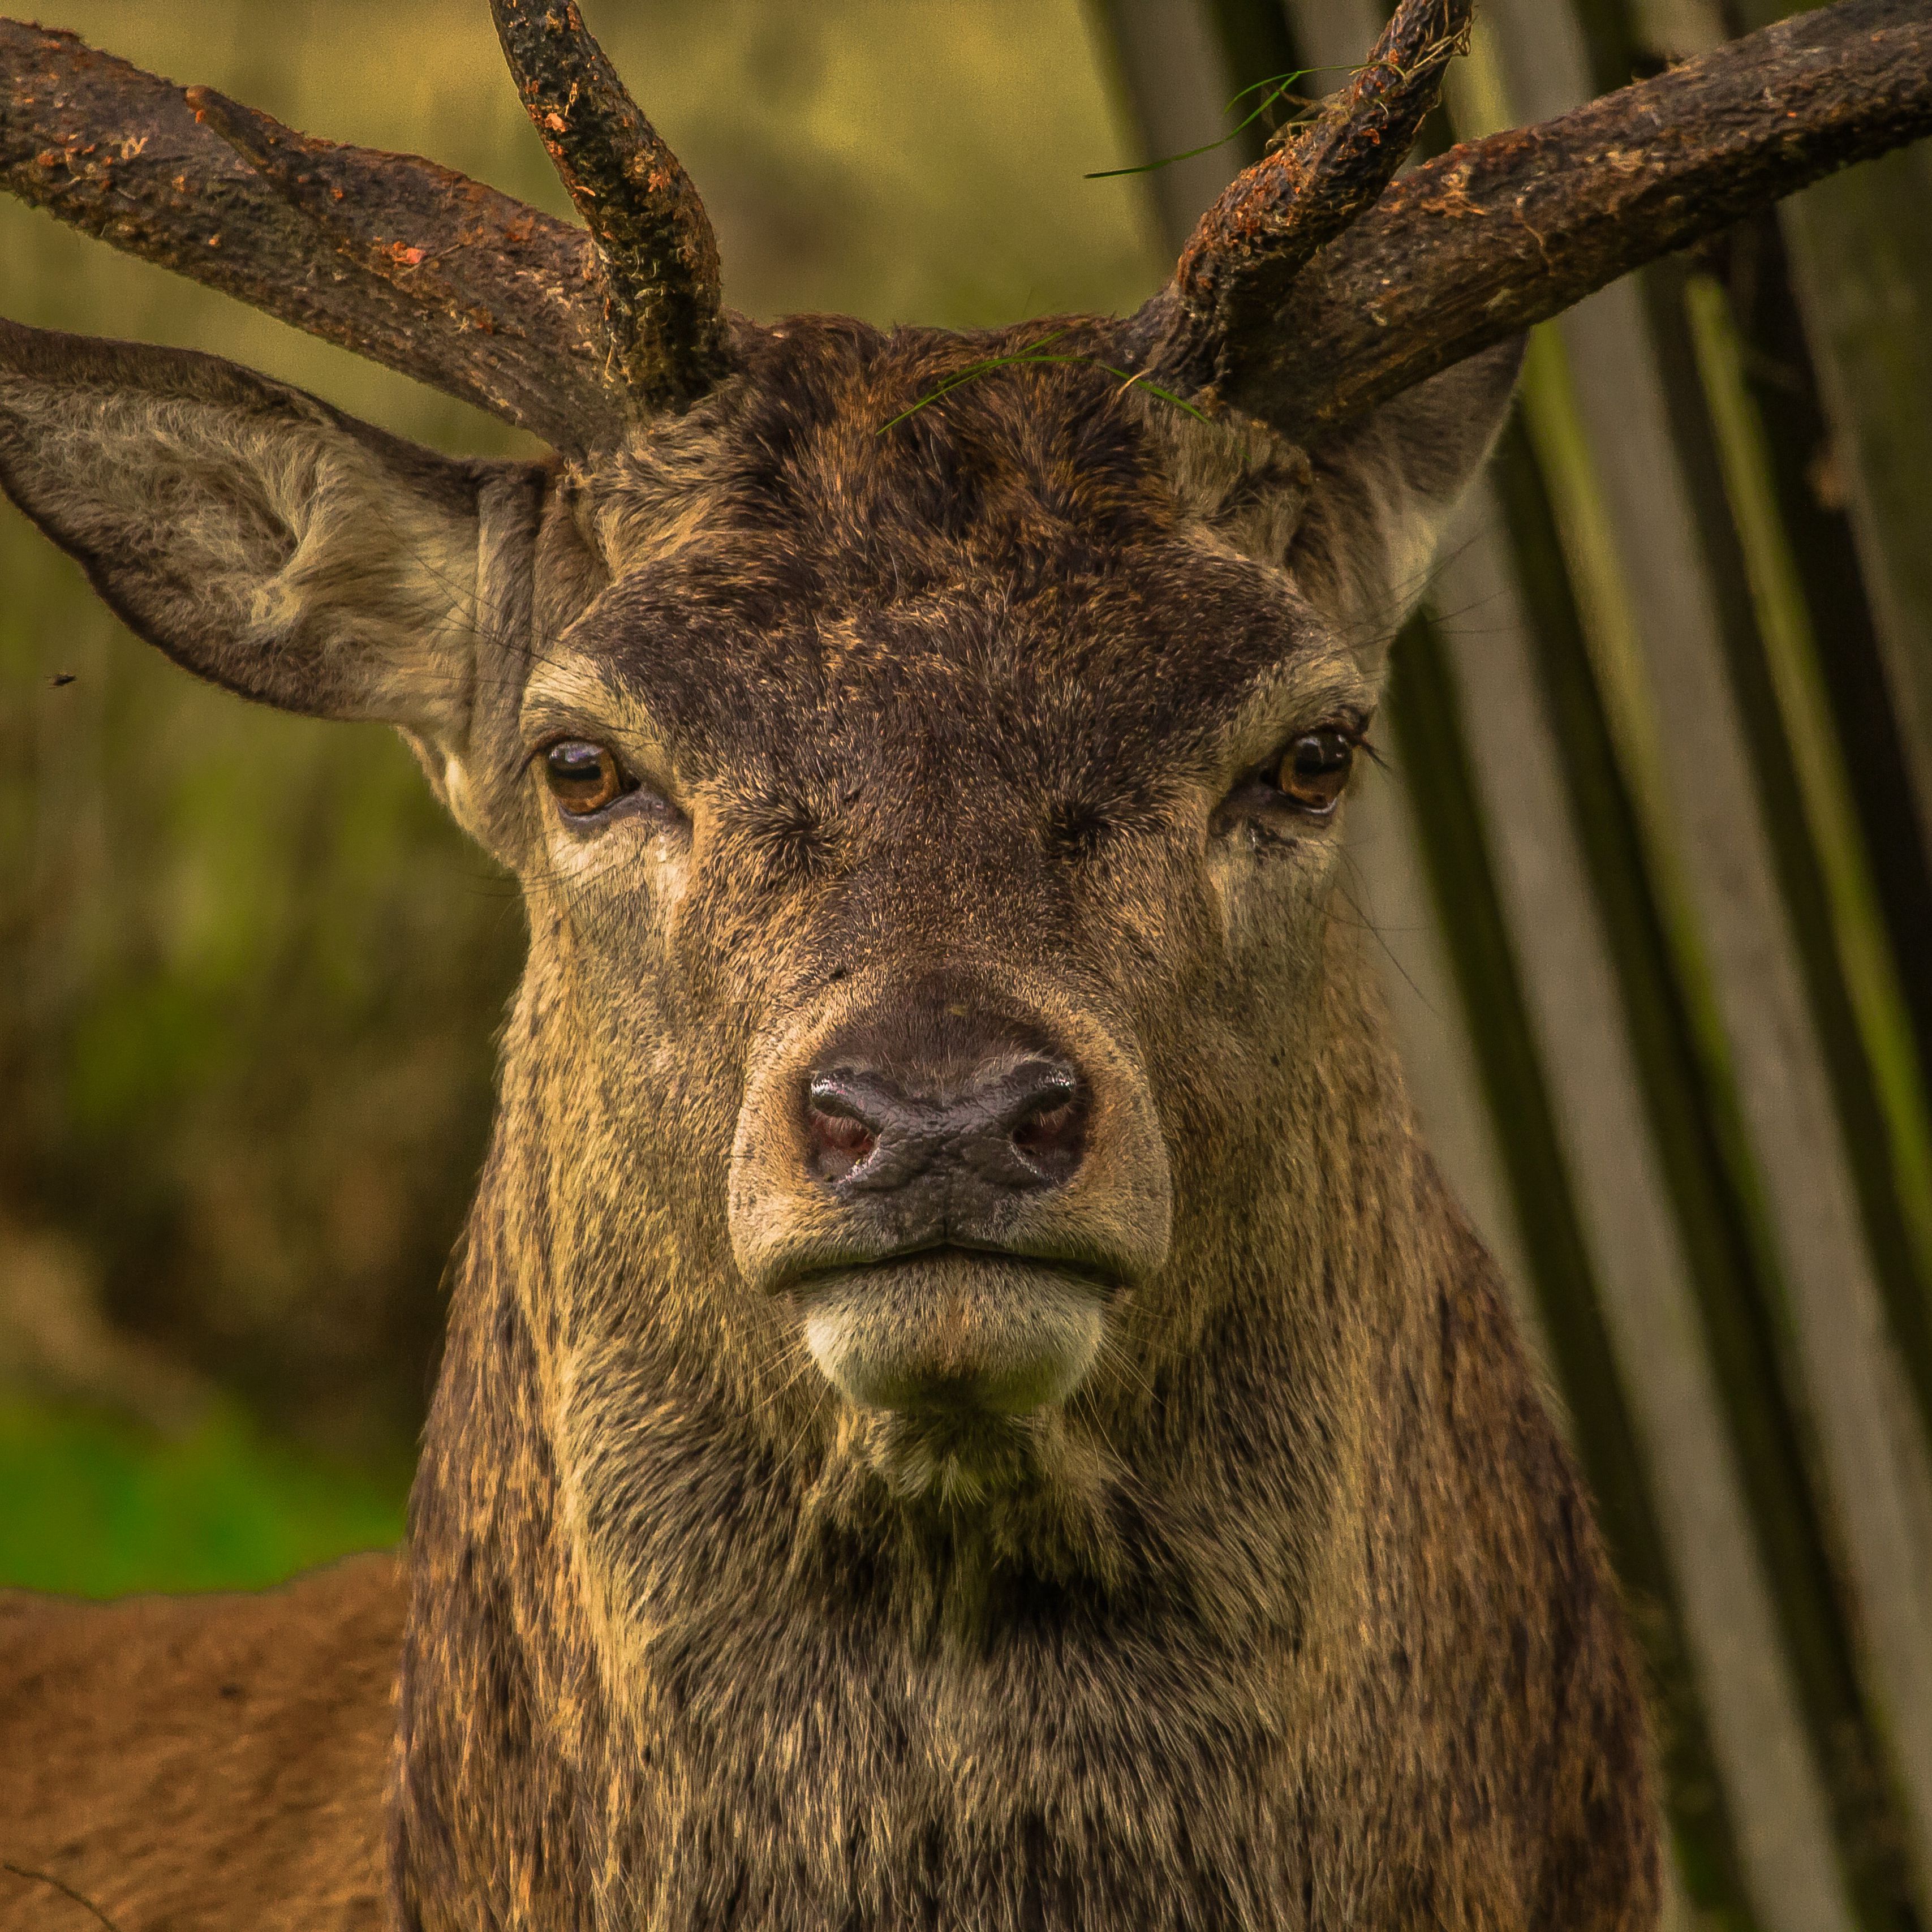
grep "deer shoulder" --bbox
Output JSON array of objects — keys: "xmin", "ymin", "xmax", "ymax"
[{"xmin": 0, "ymin": 1554, "xmax": 401, "ymax": 1931}]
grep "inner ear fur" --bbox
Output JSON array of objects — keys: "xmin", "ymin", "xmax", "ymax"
[
  {"xmin": 0, "ymin": 317, "xmax": 533, "ymax": 742},
  {"xmin": 1284, "ymin": 339, "xmax": 1525, "ymax": 673}
]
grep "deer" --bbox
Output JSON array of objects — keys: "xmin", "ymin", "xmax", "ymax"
[{"xmin": 1, "ymin": 1, "xmax": 1927, "ymax": 1926}]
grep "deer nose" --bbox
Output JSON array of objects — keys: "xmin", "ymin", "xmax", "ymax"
[
  {"xmin": 727, "ymin": 982, "xmax": 1173, "ymax": 1313},
  {"xmin": 803, "ymin": 1057, "xmax": 1088, "ymax": 1203}
]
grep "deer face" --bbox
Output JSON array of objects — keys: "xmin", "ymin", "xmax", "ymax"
[
  {"xmin": 2, "ymin": 0, "xmax": 1904, "ymax": 1504},
  {"xmin": 0, "ymin": 314, "xmax": 1512, "ymax": 1498},
  {"xmin": 5, "ymin": 0, "xmax": 1872, "ymax": 1514},
  {"xmin": 518, "ymin": 326, "xmax": 1326, "ymax": 1474},
  {"xmin": 442, "ymin": 319, "xmax": 1514, "ymax": 1499}
]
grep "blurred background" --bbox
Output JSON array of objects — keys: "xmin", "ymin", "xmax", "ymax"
[{"xmin": 2, "ymin": 2, "xmax": 1930, "ymax": 1927}]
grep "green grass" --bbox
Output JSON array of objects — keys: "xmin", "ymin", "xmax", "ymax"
[{"xmin": 0, "ymin": 1399, "xmax": 407, "ymax": 1597}]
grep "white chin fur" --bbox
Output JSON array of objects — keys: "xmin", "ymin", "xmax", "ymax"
[{"xmin": 800, "ymin": 1252, "xmax": 1104, "ymax": 1416}]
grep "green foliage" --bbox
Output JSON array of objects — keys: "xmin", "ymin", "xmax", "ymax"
[
  {"xmin": 1082, "ymin": 66, "xmax": 1323, "ymax": 179},
  {"xmin": 876, "ymin": 325, "xmax": 1208, "ymax": 433},
  {"xmin": 0, "ymin": 1397, "xmax": 406, "ymax": 1597}
]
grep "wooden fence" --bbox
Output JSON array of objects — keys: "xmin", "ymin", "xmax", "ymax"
[{"xmin": 1091, "ymin": 2, "xmax": 1932, "ymax": 1926}]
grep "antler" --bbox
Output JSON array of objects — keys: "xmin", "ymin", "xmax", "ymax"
[
  {"xmin": 0, "ymin": 19, "xmax": 613, "ymax": 450},
  {"xmin": 1152, "ymin": 0, "xmax": 1473, "ymax": 398},
  {"xmin": 488, "ymin": 0, "xmax": 726, "ymax": 415},
  {"xmin": 0, "ymin": 7, "xmax": 734, "ymax": 451},
  {"xmin": 5, "ymin": 1, "xmax": 1930, "ymax": 453},
  {"xmin": 1130, "ymin": 0, "xmax": 1932, "ymax": 440}
]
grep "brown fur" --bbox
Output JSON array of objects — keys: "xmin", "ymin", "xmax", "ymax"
[
  {"xmin": 0, "ymin": 311, "xmax": 1659, "ymax": 1929},
  {"xmin": 0, "ymin": 1555, "xmax": 399, "ymax": 1929}
]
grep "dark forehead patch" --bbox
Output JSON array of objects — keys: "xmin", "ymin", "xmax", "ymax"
[
  {"xmin": 597, "ymin": 316, "xmax": 1191, "ymax": 623},
  {"xmin": 569, "ymin": 316, "xmax": 1330, "ymax": 769},
  {"xmin": 717, "ymin": 316, "xmax": 1173, "ymax": 578}
]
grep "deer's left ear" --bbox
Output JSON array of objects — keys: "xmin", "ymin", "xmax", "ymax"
[
  {"xmin": 0, "ymin": 320, "xmax": 540, "ymax": 760},
  {"xmin": 1284, "ymin": 338, "xmax": 1524, "ymax": 677}
]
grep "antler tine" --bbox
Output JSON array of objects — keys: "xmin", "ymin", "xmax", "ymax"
[
  {"xmin": 1148, "ymin": 0, "xmax": 1472, "ymax": 401},
  {"xmin": 489, "ymin": 0, "xmax": 728, "ymax": 416}
]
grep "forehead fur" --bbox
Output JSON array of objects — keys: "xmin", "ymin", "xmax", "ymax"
[{"xmin": 550, "ymin": 316, "xmax": 1346, "ymax": 774}]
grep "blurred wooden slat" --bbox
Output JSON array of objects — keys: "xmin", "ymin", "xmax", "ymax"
[
  {"xmin": 1726, "ymin": 2, "xmax": 1932, "ymax": 863},
  {"xmin": 1672, "ymin": 263, "xmax": 1932, "ymax": 1461},
  {"xmin": 1628, "ymin": 7, "xmax": 1932, "ymax": 1107},
  {"xmin": 1426, "ymin": 477, "xmax": 1843, "ymax": 1932},
  {"xmin": 1477, "ymin": 2, "xmax": 1932, "ymax": 1920},
  {"xmin": 1379, "ymin": 601, "xmax": 1752, "ymax": 1932},
  {"xmin": 1342, "ymin": 749, "xmax": 1531, "ymax": 1318},
  {"xmin": 1560, "ymin": 255, "xmax": 1932, "ymax": 1924}
]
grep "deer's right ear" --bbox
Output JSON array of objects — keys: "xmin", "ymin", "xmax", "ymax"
[{"xmin": 0, "ymin": 320, "xmax": 542, "ymax": 790}]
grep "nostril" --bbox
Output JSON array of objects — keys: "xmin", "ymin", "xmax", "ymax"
[
  {"xmin": 815, "ymin": 1110, "xmax": 875, "ymax": 1155},
  {"xmin": 1012, "ymin": 1098, "xmax": 1075, "ymax": 1154},
  {"xmin": 804, "ymin": 1077, "xmax": 880, "ymax": 1182},
  {"xmin": 802, "ymin": 1053, "xmax": 1087, "ymax": 1194},
  {"xmin": 1006, "ymin": 1072, "xmax": 1086, "ymax": 1186}
]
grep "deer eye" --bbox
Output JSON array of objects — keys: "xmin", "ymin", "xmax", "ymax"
[
  {"xmin": 1273, "ymin": 729, "xmax": 1355, "ymax": 814},
  {"xmin": 543, "ymin": 739, "xmax": 629, "ymax": 817}
]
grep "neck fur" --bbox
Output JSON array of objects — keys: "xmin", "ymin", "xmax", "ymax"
[{"xmin": 390, "ymin": 964, "xmax": 1468, "ymax": 1932}]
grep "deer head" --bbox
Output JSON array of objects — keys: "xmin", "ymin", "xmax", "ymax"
[
  {"xmin": 1, "ymin": 0, "xmax": 1927, "ymax": 1504},
  {"xmin": 0, "ymin": 0, "xmax": 1926, "ymax": 1503},
  {"xmin": 0, "ymin": 1, "xmax": 1453, "ymax": 1486}
]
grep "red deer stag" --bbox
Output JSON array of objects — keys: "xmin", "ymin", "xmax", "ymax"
[{"xmin": 2, "ymin": 2, "xmax": 1928, "ymax": 1927}]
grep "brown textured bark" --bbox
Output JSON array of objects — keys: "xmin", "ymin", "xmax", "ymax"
[
  {"xmin": 488, "ymin": 0, "xmax": 727, "ymax": 415},
  {"xmin": 1135, "ymin": 0, "xmax": 1932, "ymax": 440},
  {"xmin": 0, "ymin": 18, "xmax": 610, "ymax": 450}
]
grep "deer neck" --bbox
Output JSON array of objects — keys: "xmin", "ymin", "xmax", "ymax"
[{"xmin": 390, "ymin": 957, "xmax": 1452, "ymax": 1927}]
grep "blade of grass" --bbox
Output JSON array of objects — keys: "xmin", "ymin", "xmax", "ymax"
[
  {"xmin": 877, "ymin": 333, "xmax": 1209, "ymax": 434},
  {"xmin": 1084, "ymin": 66, "xmax": 1340, "ymax": 179}
]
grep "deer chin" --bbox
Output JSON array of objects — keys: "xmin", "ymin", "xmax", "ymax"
[{"xmin": 796, "ymin": 1249, "xmax": 1107, "ymax": 1422}]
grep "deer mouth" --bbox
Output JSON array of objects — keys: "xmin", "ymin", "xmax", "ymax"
[{"xmin": 790, "ymin": 1247, "xmax": 1109, "ymax": 1418}]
